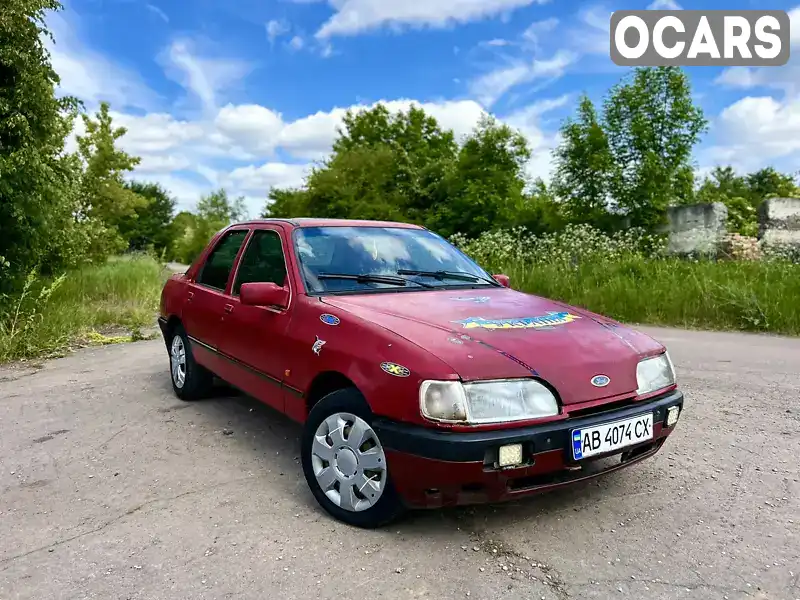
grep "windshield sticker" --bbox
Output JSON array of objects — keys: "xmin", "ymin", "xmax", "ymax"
[
  {"xmin": 312, "ymin": 336, "xmax": 326, "ymax": 356},
  {"xmin": 380, "ymin": 362, "xmax": 410, "ymax": 377},
  {"xmin": 320, "ymin": 313, "xmax": 340, "ymax": 326},
  {"xmin": 451, "ymin": 296, "xmax": 491, "ymax": 304},
  {"xmin": 454, "ymin": 312, "xmax": 581, "ymax": 330}
]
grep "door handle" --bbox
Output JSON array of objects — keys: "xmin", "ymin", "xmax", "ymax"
[{"xmin": 223, "ymin": 304, "xmax": 234, "ymax": 314}]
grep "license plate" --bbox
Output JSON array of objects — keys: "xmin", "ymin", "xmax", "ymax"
[{"xmin": 571, "ymin": 413, "xmax": 654, "ymax": 460}]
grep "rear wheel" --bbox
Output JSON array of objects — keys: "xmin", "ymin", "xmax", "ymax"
[
  {"xmin": 301, "ymin": 388, "xmax": 404, "ymax": 528},
  {"xmin": 168, "ymin": 325, "xmax": 213, "ymax": 400}
]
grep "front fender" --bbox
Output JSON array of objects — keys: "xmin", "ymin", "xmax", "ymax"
[{"xmin": 287, "ymin": 298, "xmax": 457, "ymax": 425}]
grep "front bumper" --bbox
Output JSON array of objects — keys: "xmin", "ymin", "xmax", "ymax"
[{"xmin": 373, "ymin": 389, "xmax": 684, "ymax": 508}]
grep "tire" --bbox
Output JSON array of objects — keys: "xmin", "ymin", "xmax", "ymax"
[
  {"xmin": 168, "ymin": 324, "xmax": 213, "ymax": 401},
  {"xmin": 301, "ymin": 388, "xmax": 404, "ymax": 528}
]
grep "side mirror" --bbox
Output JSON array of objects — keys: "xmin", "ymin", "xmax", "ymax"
[
  {"xmin": 493, "ymin": 274, "xmax": 510, "ymax": 288},
  {"xmin": 240, "ymin": 282, "xmax": 289, "ymax": 309}
]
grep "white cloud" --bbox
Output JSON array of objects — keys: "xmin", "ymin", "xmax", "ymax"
[
  {"xmin": 568, "ymin": 5, "xmax": 611, "ymax": 56},
  {"xmin": 137, "ymin": 154, "xmax": 193, "ymax": 174},
  {"xmin": 277, "ymin": 108, "xmax": 351, "ymax": 158},
  {"xmin": 521, "ymin": 17, "xmax": 559, "ymax": 49},
  {"xmin": 711, "ymin": 96, "xmax": 800, "ymax": 163},
  {"xmin": 266, "ymin": 19, "xmax": 290, "ymax": 44},
  {"xmin": 107, "ymin": 98, "xmax": 490, "ymax": 213},
  {"xmin": 45, "ymin": 11, "xmax": 159, "ymax": 111},
  {"xmin": 160, "ymin": 39, "xmax": 253, "ymax": 114},
  {"xmin": 647, "ymin": 0, "xmax": 681, "ymax": 9},
  {"xmin": 215, "ymin": 104, "xmax": 284, "ymax": 155},
  {"xmin": 469, "ymin": 64, "xmax": 531, "ymax": 107},
  {"xmin": 111, "ymin": 112, "xmax": 205, "ymax": 154},
  {"xmin": 504, "ymin": 95, "xmax": 569, "ymax": 181},
  {"xmin": 145, "ymin": 4, "xmax": 170, "ymax": 23},
  {"xmin": 289, "ymin": 35, "xmax": 305, "ymax": 50},
  {"xmin": 469, "ymin": 50, "xmax": 577, "ymax": 106},
  {"xmin": 226, "ymin": 163, "xmax": 310, "ymax": 194},
  {"xmin": 714, "ymin": 7, "xmax": 800, "ymax": 96},
  {"xmin": 315, "ymin": 0, "xmax": 549, "ymax": 38},
  {"xmin": 130, "ymin": 173, "xmax": 213, "ymax": 211}
]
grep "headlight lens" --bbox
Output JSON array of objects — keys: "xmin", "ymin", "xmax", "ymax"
[
  {"xmin": 636, "ymin": 352, "xmax": 676, "ymax": 395},
  {"xmin": 419, "ymin": 378, "xmax": 558, "ymax": 424}
]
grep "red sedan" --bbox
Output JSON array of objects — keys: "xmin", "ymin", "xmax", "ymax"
[{"xmin": 158, "ymin": 218, "xmax": 684, "ymax": 527}]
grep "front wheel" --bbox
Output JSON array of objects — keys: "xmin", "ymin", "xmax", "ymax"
[{"xmin": 301, "ymin": 389, "xmax": 404, "ymax": 528}]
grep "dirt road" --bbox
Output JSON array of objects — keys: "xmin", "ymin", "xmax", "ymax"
[{"xmin": 1, "ymin": 327, "xmax": 798, "ymax": 600}]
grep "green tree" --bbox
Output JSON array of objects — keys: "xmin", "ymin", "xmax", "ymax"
[
  {"xmin": 515, "ymin": 179, "xmax": 565, "ymax": 236},
  {"xmin": 745, "ymin": 167, "xmax": 800, "ymax": 206},
  {"xmin": 697, "ymin": 165, "xmax": 800, "ymax": 236},
  {"xmin": 76, "ymin": 102, "xmax": 145, "ymax": 232},
  {"xmin": 432, "ymin": 115, "xmax": 530, "ymax": 238},
  {"xmin": 552, "ymin": 95, "xmax": 614, "ymax": 227},
  {"xmin": 117, "ymin": 181, "xmax": 177, "ymax": 254},
  {"xmin": 263, "ymin": 104, "xmax": 531, "ymax": 239},
  {"xmin": 0, "ymin": 0, "xmax": 81, "ymax": 294},
  {"xmin": 603, "ymin": 67, "xmax": 707, "ymax": 229},
  {"xmin": 167, "ymin": 211, "xmax": 197, "ymax": 263},
  {"xmin": 171, "ymin": 189, "xmax": 248, "ymax": 264},
  {"xmin": 263, "ymin": 187, "xmax": 310, "ymax": 218}
]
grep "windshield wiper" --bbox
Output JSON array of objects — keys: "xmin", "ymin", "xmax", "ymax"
[
  {"xmin": 317, "ymin": 273, "xmax": 435, "ymax": 288},
  {"xmin": 396, "ymin": 269, "xmax": 499, "ymax": 286}
]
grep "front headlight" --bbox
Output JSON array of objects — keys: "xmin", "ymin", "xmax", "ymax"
[
  {"xmin": 419, "ymin": 378, "xmax": 559, "ymax": 424},
  {"xmin": 636, "ymin": 352, "xmax": 676, "ymax": 395}
]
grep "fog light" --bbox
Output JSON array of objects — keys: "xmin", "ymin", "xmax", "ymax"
[
  {"xmin": 498, "ymin": 444, "xmax": 523, "ymax": 468},
  {"xmin": 666, "ymin": 406, "xmax": 680, "ymax": 428}
]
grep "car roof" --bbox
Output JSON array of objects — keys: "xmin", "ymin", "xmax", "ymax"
[{"xmin": 235, "ymin": 218, "xmax": 425, "ymax": 229}]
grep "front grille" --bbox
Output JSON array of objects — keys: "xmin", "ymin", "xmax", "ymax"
[{"xmin": 565, "ymin": 396, "xmax": 640, "ymax": 420}]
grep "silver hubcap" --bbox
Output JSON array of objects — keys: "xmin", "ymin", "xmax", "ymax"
[
  {"xmin": 170, "ymin": 335, "xmax": 186, "ymax": 388},
  {"xmin": 311, "ymin": 412, "xmax": 387, "ymax": 512}
]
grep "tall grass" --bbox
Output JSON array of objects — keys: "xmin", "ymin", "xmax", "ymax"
[
  {"xmin": 453, "ymin": 225, "xmax": 800, "ymax": 336},
  {"xmin": 2, "ymin": 226, "xmax": 798, "ymax": 364},
  {"xmin": 0, "ymin": 255, "xmax": 166, "ymax": 362}
]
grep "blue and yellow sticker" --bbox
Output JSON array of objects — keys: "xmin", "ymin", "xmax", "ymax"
[
  {"xmin": 380, "ymin": 362, "xmax": 410, "ymax": 377},
  {"xmin": 453, "ymin": 311, "xmax": 581, "ymax": 330}
]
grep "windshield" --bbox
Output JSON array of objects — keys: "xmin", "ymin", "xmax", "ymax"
[{"xmin": 294, "ymin": 226, "xmax": 497, "ymax": 294}]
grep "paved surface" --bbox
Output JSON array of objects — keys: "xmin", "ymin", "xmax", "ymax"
[{"xmin": 1, "ymin": 327, "xmax": 798, "ymax": 600}]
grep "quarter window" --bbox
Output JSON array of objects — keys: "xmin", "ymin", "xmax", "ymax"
[
  {"xmin": 197, "ymin": 230, "xmax": 248, "ymax": 290},
  {"xmin": 233, "ymin": 230, "xmax": 288, "ymax": 295}
]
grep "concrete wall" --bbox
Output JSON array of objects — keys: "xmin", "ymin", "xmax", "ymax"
[
  {"xmin": 666, "ymin": 202, "xmax": 728, "ymax": 256},
  {"xmin": 758, "ymin": 198, "xmax": 800, "ymax": 247}
]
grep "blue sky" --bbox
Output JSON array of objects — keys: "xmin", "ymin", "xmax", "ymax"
[{"xmin": 48, "ymin": 0, "xmax": 800, "ymax": 216}]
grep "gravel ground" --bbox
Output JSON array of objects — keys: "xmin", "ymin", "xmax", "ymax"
[{"xmin": 1, "ymin": 326, "xmax": 798, "ymax": 600}]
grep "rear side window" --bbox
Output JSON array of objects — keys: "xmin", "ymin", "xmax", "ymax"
[
  {"xmin": 197, "ymin": 230, "xmax": 248, "ymax": 290},
  {"xmin": 233, "ymin": 230, "xmax": 287, "ymax": 295}
]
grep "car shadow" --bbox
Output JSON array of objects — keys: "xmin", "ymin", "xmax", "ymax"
[{"xmin": 172, "ymin": 382, "xmax": 635, "ymax": 534}]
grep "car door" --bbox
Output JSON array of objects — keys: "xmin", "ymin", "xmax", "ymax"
[
  {"xmin": 219, "ymin": 227, "xmax": 294, "ymax": 413},
  {"xmin": 182, "ymin": 228, "xmax": 249, "ymax": 352}
]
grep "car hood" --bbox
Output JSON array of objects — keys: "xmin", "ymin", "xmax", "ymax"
[{"xmin": 321, "ymin": 288, "xmax": 665, "ymax": 404}]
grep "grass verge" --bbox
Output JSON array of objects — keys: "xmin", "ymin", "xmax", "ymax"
[
  {"xmin": 0, "ymin": 255, "xmax": 167, "ymax": 363},
  {"xmin": 2, "ymin": 250, "xmax": 798, "ymax": 364},
  {"xmin": 507, "ymin": 257, "xmax": 800, "ymax": 335}
]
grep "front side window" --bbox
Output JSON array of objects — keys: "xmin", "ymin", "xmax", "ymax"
[
  {"xmin": 233, "ymin": 230, "xmax": 288, "ymax": 295},
  {"xmin": 197, "ymin": 230, "xmax": 248, "ymax": 290},
  {"xmin": 294, "ymin": 226, "xmax": 497, "ymax": 294}
]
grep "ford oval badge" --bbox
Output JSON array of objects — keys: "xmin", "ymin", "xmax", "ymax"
[{"xmin": 591, "ymin": 374, "xmax": 610, "ymax": 387}]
